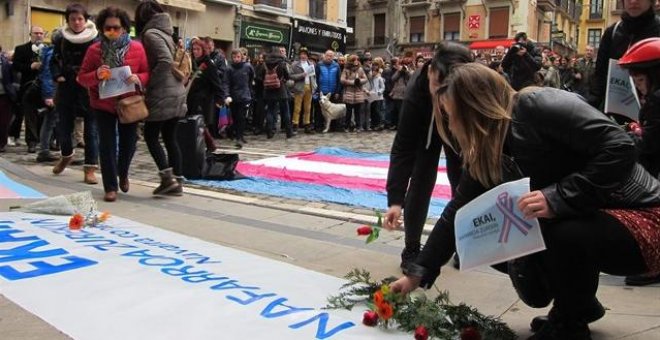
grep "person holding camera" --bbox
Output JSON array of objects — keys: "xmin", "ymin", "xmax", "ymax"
[{"xmin": 502, "ymin": 32, "xmax": 543, "ymax": 90}]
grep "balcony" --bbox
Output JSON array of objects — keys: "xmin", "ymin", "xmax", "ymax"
[
  {"xmin": 203, "ymin": 0, "xmax": 240, "ymax": 7},
  {"xmin": 253, "ymin": 0, "xmax": 287, "ymax": 15},
  {"xmin": 402, "ymin": 0, "xmax": 432, "ymax": 8},
  {"xmin": 367, "ymin": 0, "xmax": 388, "ymax": 7},
  {"xmin": 536, "ymin": 0, "xmax": 556, "ymax": 12}
]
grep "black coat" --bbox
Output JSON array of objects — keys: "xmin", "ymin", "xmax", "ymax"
[
  {"xmin": 409, "ymin": 88, "xmax": 660, "ymax": 287},
  {"xmin": 225, "ymin": 62, "xmax": 254, "ymax": 103},
  {"xmin": 633, "ymin": 90, "xmax": 660, "ymax": 178},
  {"xmin": 187, "ymin": 55, "xmax": 222, "ymax": 123},
  {"xmin": 501, "ymin": 42, "xmax": 542, "ymax": 91},
  {"xmin": 589, "ymin": 9, "xmax": 660, "ymax": 108},
  {"xmin": 12, "ymin": 41, "xmax": 40, "ymax": 93},
  {"xmin": 51, "ymin": 32, "xmax": 95, "ymax": 82},
  {"xmin": 386, "ymin": 64, "xmax": 443, "ymax": 207}
]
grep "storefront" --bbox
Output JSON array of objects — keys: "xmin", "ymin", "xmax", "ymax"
[
  {"xmin": 239, "ymin": 20, "xmax": 290, "ymax": 60},
  {"xmin": 290, "ymin": 19, "xmax": 346, "ymax": 56}
]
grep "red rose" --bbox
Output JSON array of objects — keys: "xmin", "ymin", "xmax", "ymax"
[
  {"xmin": 362, "ymin": 310, "xmax": 378, "ymax": 326},
  {"xmin": 69, "ymin": 213, "xmax": 85, "ymax": 230},
  {"xmin": 200, "ymin": 63, "xmax": 208, "ymax": 71},
  {"xmin": 460, "ymin": 326, "xmax": 482, "ymax": 340},
  {"xmin": 357, "ymin": 225, "xmax": 372, "ymax": 236},
  {"xmin": 414, "ymin": 325, "xmax": 429, "ymax": 340}
]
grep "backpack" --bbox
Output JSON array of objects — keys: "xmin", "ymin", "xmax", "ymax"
[
  {"xmin": 263, "ymin": 65, "xmax": 281, "ymax": 90},
  {"xmin": 172, "ymin": 46, "xmax": 192, "ymax": 83},
  {"xmin": 149, "ymin": 29, "xmax": 191, "ymax": 82}
]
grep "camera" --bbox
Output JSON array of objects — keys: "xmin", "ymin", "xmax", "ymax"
[{"xmin": 511, "ymin": 43, "xmax": 523, "ymax": 52}]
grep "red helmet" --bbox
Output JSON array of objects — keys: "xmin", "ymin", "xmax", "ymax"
[{"xmin": 619, "ymin": 37, "xmax": 660, "ymax": 69}]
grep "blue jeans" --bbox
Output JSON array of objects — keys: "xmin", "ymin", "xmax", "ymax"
[
  {"xmin": 265, "ymin": 99, "xmax": 293, "ymax": 136},
  {"xmin": 57, "ymin": 81, "xmax": 98, "ymax": 165},
  {"xmin": 38, "ymin": 107, "xmax": 57, "ymax": 155},
  {"xmin": 96, "ymin": 110, "xmax": 137, "ymax": 193}
]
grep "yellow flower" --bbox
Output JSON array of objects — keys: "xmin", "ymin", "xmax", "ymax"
[{"xmin": 380, "ymin": 284, "xmax": 390, "ymax": 295}]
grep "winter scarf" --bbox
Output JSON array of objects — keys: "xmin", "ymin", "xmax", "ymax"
[{"xmin": 101, "ymin": 32, "xmax": 131, "ymax": 68}]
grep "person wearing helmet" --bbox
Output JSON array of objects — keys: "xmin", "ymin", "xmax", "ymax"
[
  {"xmin": 618, "ymin": 37, "xmax": 660, "ymax": 287},
  {"xmin": 589, "ymin": 0, "xmax": 660, "ymax": 109}
]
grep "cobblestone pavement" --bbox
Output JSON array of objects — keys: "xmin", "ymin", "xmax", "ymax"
[{"xmin": 1, "ymin": 128, "xmax": 439, "ymax": 223}]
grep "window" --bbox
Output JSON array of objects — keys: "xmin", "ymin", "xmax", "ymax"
[
  {"xmin": 589, "ymin": 0, "xmax": 603, "ymax": 19},
  {"xmin": 488, "ymin": 7, "xmax": 509, "ymax": 39},
  {"xmin": 347, "ymin": 16, "xmax": 356, "ymax": 46},
  {"xmin": 254, "ymin": 0, "xmax": 285, "ymax": 8},
  {"xmin": 443, "ymin": 13, "xmax": 460, "ymax": 41},
  {"xmin": 409, "ymin": 16, "xmax": 425, "ymax": 43},
  {"xmin": 587, "ymin": 28, "xmax": 602, "ymax": 49},
  {"xmin": 309, "ymin": 0, "xmax": 326, "ymax": 19},
  {"xmin": 373, "ymin": 13, "xmax": 386, "ymax": 45}
]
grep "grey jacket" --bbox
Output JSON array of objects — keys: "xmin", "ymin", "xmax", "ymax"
[
  {"xmin": 141, "ymin": 13, "xmax": 187, "ymax": 122},
  {"xmin": 290, "ymin": 60, "xmax": 316, "ymax": 94}
]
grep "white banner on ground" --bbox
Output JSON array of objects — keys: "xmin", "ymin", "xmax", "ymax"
[
  {"xmin": 0, "ymin": 213, "xmax": 409, "ymax": 340},
  {"xmin": 454, "ymin": 178, "xmax": 546, "ymax": 271},
  {"xmin": 604, "ymin": 58, "xmax": 640, "ymax": 121}
]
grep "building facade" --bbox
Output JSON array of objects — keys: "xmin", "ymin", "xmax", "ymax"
[
  {"xmin": 346, "ymin": 0, "xmax": 583, "ymax": 57},
  {"xmin": 0, "ymin": 0, "xmax": 347, "ymax": 60}
]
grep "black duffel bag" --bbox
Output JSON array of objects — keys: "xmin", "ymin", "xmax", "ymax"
[{"xmin": 201, "ymin": 152, "xmax": 244, "ymax": 180}]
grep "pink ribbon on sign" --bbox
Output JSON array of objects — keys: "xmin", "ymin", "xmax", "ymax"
[{"xmin": 496, "ymin": 192, "xmax": 534, "ymax": 243}]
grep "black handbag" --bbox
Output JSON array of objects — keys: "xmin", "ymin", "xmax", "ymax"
[{"xmin": 202, "ymin": 152, "xmax": 243, "ymax": 180}]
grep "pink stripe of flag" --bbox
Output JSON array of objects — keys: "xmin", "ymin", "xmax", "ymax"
[
  {"xmin": 237, "ymin": 163, "xmax": 453, "ymax": 199},
  {"xmin": 287, "ymin": 153, "xmax": 448, "ymax": 172}
]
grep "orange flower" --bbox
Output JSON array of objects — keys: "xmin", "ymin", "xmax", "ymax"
[
  {"xmin": 376, "ymin": 301, "xmax": 393, "ymax": 320},
  {"xmin": 98, "ymin": 69, "xmax": 111, "ymax": 81},
  {"xmin": 373, "ymin": 290, "xmax": 384, "ymax": 306},
  {"xmin": 98, "ymin": 211, "xmax": 111, "ymax": 223},
  {"xmin": 69, "ymin": 213, "xmax": 85, "ymax": 230}
]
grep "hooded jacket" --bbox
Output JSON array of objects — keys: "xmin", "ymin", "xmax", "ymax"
[
  {"xmin": 589, "ymin": 8, "xmax": 660, "ymax": 108},
  {"xmin": 141, "ymin": 13, "xmax": 187, "ymax": 121}
]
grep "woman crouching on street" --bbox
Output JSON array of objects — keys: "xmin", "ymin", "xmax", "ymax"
[
  {"xmin": 389, "ymin": 63, "xmax": 660, "ymax": 340},
  {"xmin": 77, "ymin": 7, "xmax": 149, "ymax": 202}
]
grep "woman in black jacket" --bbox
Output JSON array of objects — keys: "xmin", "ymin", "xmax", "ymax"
[
  {"xmin": 391, "ymin": 63, "xmax": 660, "ymax": 340},
  {"xmin": 186, "ymin": 37, "xmax": 222, "ymax": 151},
  {"xmin": 51, "ymin": 3, "xmax": 99, "ymax": 184}
]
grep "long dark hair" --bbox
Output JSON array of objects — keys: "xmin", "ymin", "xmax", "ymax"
[
  {"xmin": 135, "ymin": 0, "xmax": 164, "ymax": 36},
  {"xmin": 429, "ymin": 42, "xmax": 474, "ymax": 81},
  {"xmin": 95, "ymin": 6, "xmax": 131, "ymax": 32}
]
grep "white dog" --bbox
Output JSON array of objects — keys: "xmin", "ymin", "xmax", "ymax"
[{"xmin": 318, "ymin": 92, "xmax": 346, "ymax": 133}]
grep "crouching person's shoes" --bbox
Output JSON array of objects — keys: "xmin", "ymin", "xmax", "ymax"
[
  {"xmin": 624, "ymin": 273, "xmax": 660, "ymax": 286},
  {"xmin": 530, "ymin": 299, "xmax": 605, "ymax": 333},
  {"xmin": 528, "ymin": 309, "xmax": 592, "ymax": 340}
]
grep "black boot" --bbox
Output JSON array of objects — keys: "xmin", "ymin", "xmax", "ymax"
[
  {"xmin": 625, "ymin": 273, "xmax": 660, "ymax": 286},
  {"xmin": 528, "ymin": 307, "xmax": 592, "ymax": 340},
  {"xmin": 530, "ymin": 298, "xmax": 605, "ymax": 333},
  {"xmin": 153, "ymin": 168, "xmax": 179, "ymax": 196}
]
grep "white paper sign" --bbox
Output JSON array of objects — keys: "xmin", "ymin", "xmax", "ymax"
[
  {"xmin": 604, "ymin": 59, "xmax": 640, "ymax": 121},
  {"xmin": 454, "ymin": 178, "xmax": 546, "ymax": 271},
  {"xmin": 99, "ymin": 66, "xmax": 135, "ymax": 99},
  {"xmin": 0, "ymin": 213, "xmax": 411, "ymax": 340}
]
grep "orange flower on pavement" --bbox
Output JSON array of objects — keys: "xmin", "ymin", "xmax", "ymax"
[
  {"xmin": 373, "ymin": 290, "xmax": 384, "ymax": 306},
  {"xmin": 69, "ymin": 213, "xmax": 85, "ymax": 230},
  {"xmin": 98, "ymin": 211, "xmax": 111, "ymax": 222},
  {"xmin": 376, "ymin": 301, "xmax": 393, "ymax": 320}
]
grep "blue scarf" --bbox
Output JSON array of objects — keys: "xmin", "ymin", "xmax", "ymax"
[{"xmin": 101, "ymin": 33, "xmax": 131, "ymax": 68}]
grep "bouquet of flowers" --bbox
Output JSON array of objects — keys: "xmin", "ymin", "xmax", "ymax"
[
  {"xmin": 68, "ymin": 211, "xmax": 110, "ymax": 230},
  {"xmin": 326, "ymin": 269, "xmax": 516, "ymax": 340}
]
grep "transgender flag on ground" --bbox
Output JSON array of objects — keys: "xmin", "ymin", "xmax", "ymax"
[
  {"xmin": 192, "ymin": 147, "xmax": 451, "ymax": 218},
  {"xmin": 0, "ymin": 170, "xmax": 46, "ymax": 199}
]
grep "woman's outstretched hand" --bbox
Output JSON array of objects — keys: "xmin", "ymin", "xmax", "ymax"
[
  {"xmin": 517, "ymin": 190, "xmax": 555, "ymax": 219},
  {"xmin": 383, "ymin": 205, "xmax": 403, "ymax": 231},
  {"xmin": 389, "ymin": 275, "xmax": 422, "ymax": 295}
]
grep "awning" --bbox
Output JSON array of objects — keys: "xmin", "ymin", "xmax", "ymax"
[
  {"xmin": 157, "ymin": 0, "xmax": 206, "ymax": 11},
  {"xmin": 469, "ymin": 39, "xmax": 514, "ymax": 50}
]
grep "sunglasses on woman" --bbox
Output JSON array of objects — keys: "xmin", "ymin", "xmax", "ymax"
[{"xmin": 104, "ymin": 25, "xmax": 122, "ymax": 32}]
